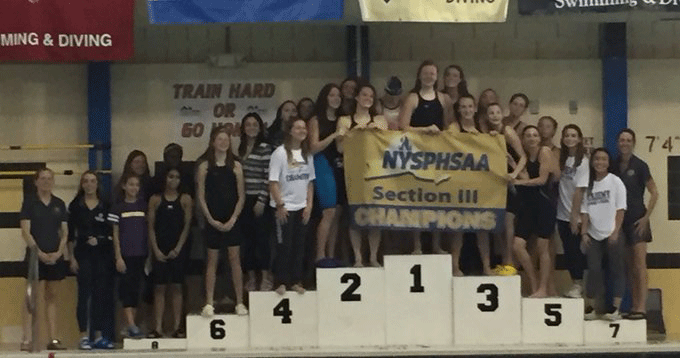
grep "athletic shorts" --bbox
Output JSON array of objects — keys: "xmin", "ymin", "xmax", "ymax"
[
  {"xmin": 204, "ymin": 222, "xmax": 242, "ymax": 250},
  {"xmin": 314, "ymin": 154, "xmax": 338, "ymax": 209},
  {"xmin": 622, "ymin": 215, "xmax": 652, "ymax": 246},
  {"xmin": 506, "ymin": 185, "xmax": 519, "ymax": 214},
  {"xmin": 24, "ymin": 249, "xmax": 67, "ymax": 281},
  {"xmin": 515, "ymin": 195, "xmax": 556, "ymax": 240},
  {"xmin": 153, "ymin": 253, "xmax": 185, "ymax": 285}
]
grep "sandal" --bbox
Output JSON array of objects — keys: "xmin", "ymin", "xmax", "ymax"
[{"xmin": 626, "ymin": 311, "xmax": 647, "ymax": 320}]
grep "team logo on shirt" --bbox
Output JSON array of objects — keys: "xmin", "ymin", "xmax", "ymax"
[
  {"xmin": 627, "ymin": 169, "xmax": 635, "ymax": 176},
  {"xmin": 53, "ymin": 207, "xmax": 61, "ymax": 215}
]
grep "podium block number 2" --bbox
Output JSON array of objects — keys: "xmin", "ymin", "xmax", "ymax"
[
  {"xmin": 341, "ymin": 273, "xmax": 361, "ymax": 301},
  {"xmin": 274, "ymin": 299, "xmax": 292, "ymax": 324}
]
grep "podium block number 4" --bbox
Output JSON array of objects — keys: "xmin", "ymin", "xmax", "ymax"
[{"xmin": 273, "ymin": 299, "xmax": 292, "ymax": 324}]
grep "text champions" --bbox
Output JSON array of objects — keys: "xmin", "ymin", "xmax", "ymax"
[{"xmin": 351, "ymin": 206, "xmax": 504, "ymax": 232}]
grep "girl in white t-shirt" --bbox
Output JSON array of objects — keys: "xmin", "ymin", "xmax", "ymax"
[
  {"xmin": 269, "ymin": 118, "xmax": 315, "ymax": 295},
  {"xmin": 580, "ymin": 147, "xmax": 627, "ymax": 321},
  {"xmin": 557, "ymin": 124, "xmax": 589, "ymax": 298}
]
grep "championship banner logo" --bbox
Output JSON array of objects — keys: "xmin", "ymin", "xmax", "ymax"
[
  {"xmin": 344, "ymin": 130, "xmax": 507, "ymax": 232},
  {"xmin": 358, "ymin": 0, "xmax": 509, "ymax": 22}
]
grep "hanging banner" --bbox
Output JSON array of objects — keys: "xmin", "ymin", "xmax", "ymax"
[
  {"xmin": 344, "ymin": 130, "xmax": 507, "ymax": 232},
  {"xmin": 0, "ymin": 0, "xmax": 134, "ymax": 62},
  {"xmin": 358, "ymin": 0, "xmax": 509, "ymax": 22},
  {"xmin": 172, "ymin": 81, "xmax": 280, "ymax": 146},
  {"xmin": 518, "ymin": 0, "xmax": 680, "ymax": 15},
  {"xmin": 148, "ymin": 0, "xmax": 344, "ymax": 24}
]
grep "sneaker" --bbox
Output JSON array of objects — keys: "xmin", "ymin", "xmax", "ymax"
[
  {"xmin": 201, "ymin": 304, "xmax": 215, "ymax": 318},
  {"xmin": 604, "ymin": 309, "xmax": 622, "ymax": 322},
  {"xmin": 584, "ymin": 307, "xmax": 599, "ymax": 321},
  {"xmin": 493, "ymin": 265, "xmax": 517, "ymax": 276},
  {"xmin": 171, "ymin": 328, "xmax": 186, "ymax": 339},
  {"xmin": 127, "ymin": 325, "xmax": 143, "ymax": 339},
  {"xmin": 625, "ymin": 311, "xmax": 647, "ymax": 320},
  {"xmin": 147, "ymin": 330, "xmax": 163, "ymax": 339},
  {"xmin": 235, "ymin": 303, "xmax": 249, "ymax": 316},
  {"xmin": 79, "ymin": 336, "xmax": 92, "ymax": 350},
  {"xmin": 47, "ymin": 339, "xmax": 67, "ymax": 350},
  {"xmin": 93, "ymin": 337, "xmax": 114, "ymax": 349},
  {"xmin": 564, "ymin": 282, "xmax": 583, "ymax": 298}
]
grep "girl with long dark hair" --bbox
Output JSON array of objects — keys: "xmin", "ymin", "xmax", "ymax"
[
  {"xmin": 68, "ymin": 171, "xmax": 115, "ymax": 349},
  {"xmin": 269, "ymin": 118, "xmax": 315, "ymax": 295},
  {"xmin": 147, "ymin": 168, "xmax": 193, "ymax": 338},
  {"xmin": 581, "ymin": 148, "xmax": 627, "ymax": 321},
  {"xmin": 557, "ymin": 124, "xmax": 589, "ymax": 298},
  {"xmin": 238, "ymin": 112, "xmax": 274, "ymax": 291},
  {"xmin": 308, "ymin": 84, "xmax": 345, "ymax": 261},
  {"xmin": 442, "ymin": 65, "xmax": 470, "ymax": 105},
  {"xmin": 116, "ymin": 150, "xmax": 152, "ymax": 203},
  {"xmin": 267, "ymin": 100, "xmax": 298, "ymax": 148}
]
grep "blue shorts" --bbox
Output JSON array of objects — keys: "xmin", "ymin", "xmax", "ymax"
[{"xmin": 314, "ymin": 154, "xmax": 338, "ymax": 209}]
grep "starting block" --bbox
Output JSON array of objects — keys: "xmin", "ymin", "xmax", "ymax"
[
  {"xmin": 384, "ymin": 255, "xmax": 453, "ymax": 346},
  {"xmin": 521, "ymin": 298, "xmax": 584, "ymax": 345},
  {"xmin": 452, "ymin": 275, "xmax": 521, "ymax": 345},
  {"xmin": 317, "ymin": 267, "xmax": 386, "ymax": 347},
  {"xmin": 249, "ymin": 291, "xmax": 319, "ymax": 348},
  {"xmin": 186, "ymin": 314, "xmax": 249, "ymax": 349}
]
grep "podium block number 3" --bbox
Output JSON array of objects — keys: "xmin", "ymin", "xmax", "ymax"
[
  {"xmin": 274, "ymin": 299, "xmax": 293, "ymax": 324},
  {"xmin": 477, "ymin": 283, "xmax": 498, "ymax": 312},
  {"xmin": 210, "ymin": 319, "xmax": 226, "ymax": 339}
]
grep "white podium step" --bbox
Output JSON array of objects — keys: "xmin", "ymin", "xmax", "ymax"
[
  {"xmin": 249, "ymin": 291, "xmax": 319, "ymax": 348},
  {"xmin": 186, "ymin": 314, "xmax": 249, "ymax": 349},
  {"xmin": 584, "ymin": 319, "xmax": 647, "ymax": 344},
  {"xmin": 123, "ymin": 338, "xmax": 187, "ymax": 350},
  {"xmin": 522, "ymin": 298, "xmax": 584, "ymax": 345}
]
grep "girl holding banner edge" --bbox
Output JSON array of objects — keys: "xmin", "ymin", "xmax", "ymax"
[
  {"xmin": 512, "ymin": 125, "xmax": 558, "ymax": 298},
  {"xmin": 398, "ymin": 60, "xmax": 456, "ymax": 255},
  {"xmin": 479, "ymin": 102, "xmax": 527, "ymax": 276},
  {"xmin": 337, "ymin": 83, "xmax": 388, "ymax": 267},
  {"xmin": 308, "ymin": 83, "xmax": 345, "ymax": 262}
]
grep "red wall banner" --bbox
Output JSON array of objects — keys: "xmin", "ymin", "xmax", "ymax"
[{"xmin": 0, "ymin": 0, "xmax": 134, "ymax": 62}]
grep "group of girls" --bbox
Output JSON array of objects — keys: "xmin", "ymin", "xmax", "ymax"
[{"xmin": 18, "ymin": 60, "xmax": 658, "ymax": 351}]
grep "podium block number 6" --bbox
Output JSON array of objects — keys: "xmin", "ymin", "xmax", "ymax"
[{"xmin": 210, "ymin": 319, "xmax": 226, "ymax": 339}]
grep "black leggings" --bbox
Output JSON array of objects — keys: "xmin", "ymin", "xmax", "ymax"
[
  {"xmin": 274, "ymin": 209, "xmax": 308, "ymax": 286},
  {"xmin": 557, "ymin": 220, "xmax": 586, "ymax": 281},
  {"xmin": 75, "ymin": 245, "xmax": 115, "ymax": 338},
  {"xmin": 241, "ymin": 195, "xmax": 272, "ymax": 271},
  {"xmin": 119, "ymin": 256, "xmax": 145, "ymax": 308}
]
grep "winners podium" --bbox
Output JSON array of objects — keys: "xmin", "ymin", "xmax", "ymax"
[{"xmin": 124, "ymin": 255, "xmax": 646, "ymax": 351}]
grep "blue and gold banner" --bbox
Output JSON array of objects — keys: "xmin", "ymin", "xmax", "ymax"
[{"xmin": 344, "ymin": 130, "xmax": 507, "ymax": 232}]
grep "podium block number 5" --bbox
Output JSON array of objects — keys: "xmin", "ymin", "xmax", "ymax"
[
  {"xmin": 341, "ymin": 273, "xmax": 361, "ymax": 302},
  {"xmin": 274, "ymin": 298, "xmax": 293, "ymax": 324},
  {"xmin": 544, "ymin": 304, "xmax": 562, "ymax": 326},
  {"xmin": 410, "ymin": 264, "xmax": 424, "ymax": 293},
  {"xmin": 477, "ymin": 283, "xmax": 498, "ymax": 312},
  {"xmin": 210, "ymin": 319, "xmax": 226, "ymax": 339}
]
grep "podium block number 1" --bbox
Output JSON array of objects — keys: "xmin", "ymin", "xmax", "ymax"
[{"xmin": 410, "ymin": 264, "xmax": 424, "ymax": 293}]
